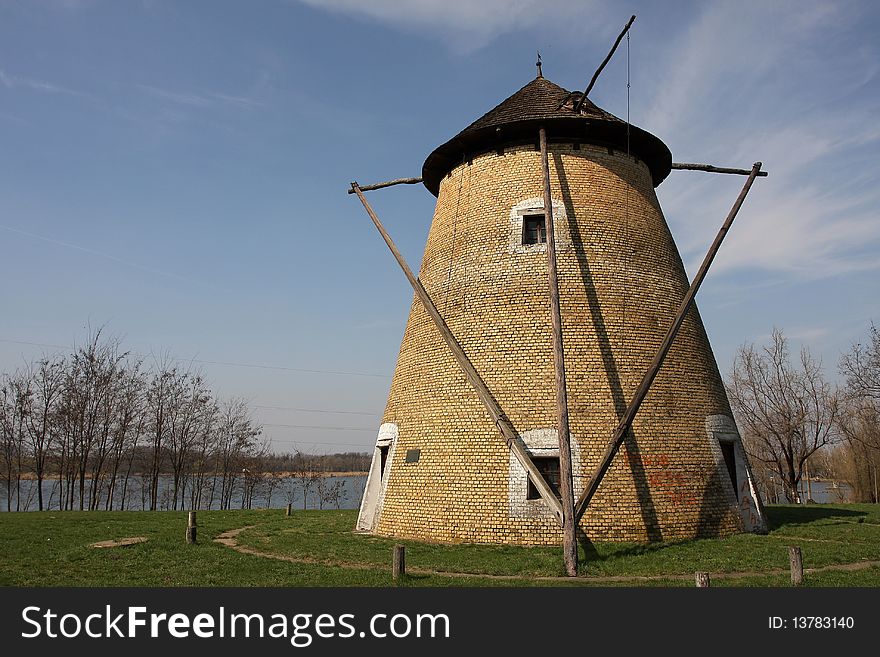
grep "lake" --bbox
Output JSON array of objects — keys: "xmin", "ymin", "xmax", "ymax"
[{"xmin": 0, "ymin": 474, "xmax": 367, "ymax": 512}]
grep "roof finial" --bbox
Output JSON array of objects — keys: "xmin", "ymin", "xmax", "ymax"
[{"xmin": 536, "ymin": 51, "xmax": 543, "ymax": 78}]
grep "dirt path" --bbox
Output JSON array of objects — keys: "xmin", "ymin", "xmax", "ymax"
[{"xmin": 213, "ymin": 526, "xmax": 880, "ymax": 584}]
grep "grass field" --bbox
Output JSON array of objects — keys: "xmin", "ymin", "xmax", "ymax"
[{"xmin": 1, "ymin": 504, "xmax": 879, "ymax": 587}]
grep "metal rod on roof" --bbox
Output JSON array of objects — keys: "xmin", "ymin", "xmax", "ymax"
[
  {"xmin": 350, "ymin": 182, "xmax": 565, "ymax": 525},
  {"xmin": 574, "ymin": 14, "xmax": 636, "ymax": 113},
  {"xmin": 672, "ymin": 162, "xmax": 769, "ymax": 177},
  {"xmin": 573, "ymin": 162, "xmax": 764, "ymax": 523},
  {"xmin": 539, "ymin": 127, "xmax": 578, "ymax": 576},
  {"xmin": 346, "ymin": 177, "xmax": 423, "ymax": 194}
]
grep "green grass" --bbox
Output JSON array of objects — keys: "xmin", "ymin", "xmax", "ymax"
[{"xmin": 1, "ymin": 504, "xmax": 879, "ymax": 587}]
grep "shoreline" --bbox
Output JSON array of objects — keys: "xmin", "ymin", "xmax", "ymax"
[{"xmin": 15, "ymin": 471, "xmax": 368, "ymax": 481}]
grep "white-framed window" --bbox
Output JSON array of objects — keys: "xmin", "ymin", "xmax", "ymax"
[
  {"xmin": 508, "ymin": 197, "xmax": 569, "ymax": 254},
  {"xmin": 508, "ymin": 428, "xmax": 581, "ymax": 518}
]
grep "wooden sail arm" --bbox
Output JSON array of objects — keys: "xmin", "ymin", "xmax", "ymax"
[
  {"xmin": 346, "ymin": 177, "xmax": 422, "ymax": 194},
  {"xmin": 574, "ymin": 15, "xmax": 636, "ymax": 112},
  {"xmin": 672, "ymin": 163, "xmax": 768, "ymax": 177}
]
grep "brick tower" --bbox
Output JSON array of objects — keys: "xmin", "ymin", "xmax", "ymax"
[{"xmin": 356, "ymin": 73, "xmax": 766, "ymax": 544}]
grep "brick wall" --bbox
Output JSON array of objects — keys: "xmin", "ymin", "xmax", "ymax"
[{"xmin": 371, "ymin": 143, "xmax": 744, "ymax": 544}]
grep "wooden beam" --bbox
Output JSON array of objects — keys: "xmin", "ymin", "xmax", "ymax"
[
  {"xmin": 672, "ymin": 162, "xmax": 768, "ymax": 177},
  {"xmin": 346, "ymin": 177, "xmax": 423, "ymax": 194},
  {"xmin": 574, "ymin": 162, "xmax": 764, "ymax": 522},
  {"xmin": 789, "ymin": 546, "xmax": 804, "ymax": 586},
  {"xmin": 186, "ymin": 511, "xmax": 196, "ymax": 544},
  {"xmin": 574, "ymin": 15, "xmax": 636, "ymax": 113},
  {"xmin": 539, "ymin": 128, "xmax": 578, "ymax": 576},
  {"xmin": 350, "ymin": 182, "xmax": 565, "ymax": 524},
  {"xmin": 393, "ymin": 544, "xmax": 406, "ymax": 580}
]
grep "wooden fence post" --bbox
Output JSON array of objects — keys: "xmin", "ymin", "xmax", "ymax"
[
  {"xmin": 186, "ymin": 511, "xmax": 197, "ymax": 545},
  {"xmin": 695, "ymin": 572, "xmax": 711, "ymax": 588},
  {"xmin": 789, "ymin": 546, "xmax": 803, "ymax": 586},
  {"xmin": 393, "ymin": 545, "xmax": 406, "ymax": 580}
]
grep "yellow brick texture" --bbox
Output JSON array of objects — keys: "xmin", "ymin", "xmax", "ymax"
[{"xmin": 373, "ymin": 143, "xmax": 742, "ymax": 544}]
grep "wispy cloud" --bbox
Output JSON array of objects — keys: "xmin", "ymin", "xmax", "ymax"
[
  {"xmin": 786, "ymin": 326, "xmax": 832, "ymax": 344},
  {"xmin": 0, "ymin": 67, "xmax": 95, "ymax": 99},
  {"xmin": 295, "ymin": 0, "xmax": 606, "ymax": 52},
  {"xmin": 137, "ymin": 84, "xmax": 264, "ymax": 109},
  {"xmin": 647, "ymin": 1, "xmax": 880, "ymax": 282},
  {"xmin": 0, "ymin": 223, "xmax": 196, "ymax": 284}
]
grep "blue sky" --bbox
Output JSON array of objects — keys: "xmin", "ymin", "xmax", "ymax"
[{"xmin": 1, "ymin": 0, "xmax": 878, "ymax": 453}]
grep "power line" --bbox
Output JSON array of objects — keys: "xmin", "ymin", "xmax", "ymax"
[
  {"xmin": 254, "ymin": 404, "xmax": 378, "ymax": 416},
  {"xmin": 189, "ymin": 358, "xmax": 389, "ymax": 379},
  {"xmin": 2, "ymin": 338, "xmax": 386, "ymax": 433},
  {"xmin": 262, "ymin": 422, "xmax": 375, "ymax": 432},
  {"xmin": 2, "ymin": 340, "xmax": 379, "ymax": 449},
  {"xmin": 0, "ymin": 223, "xmax": 194, "ymax": 283},
  {"xmin": 0, "ymin": 338, "xmax": 391, "ymax": 379},
  {"xmin": 262, "ymin": 437, "xmax": 373, "ymax": 449},
  {"xmin": 0, "ymin": 338, "xmax": 68, "ymax": 350}
]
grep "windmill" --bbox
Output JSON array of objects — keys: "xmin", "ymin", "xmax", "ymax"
[{"xmin": 349, "ymin": 16, "xmax": 767, "ymax": 576}]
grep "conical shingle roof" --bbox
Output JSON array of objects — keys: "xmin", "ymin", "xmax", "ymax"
[
  {"xmin": 461, "ymin": 76, "xmax": 620, "ymax": 132},
  {"xmin": 422, "ymin": 76, "xmax": 671, "ymax": 196}
]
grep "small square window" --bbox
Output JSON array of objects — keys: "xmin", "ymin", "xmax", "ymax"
[
  {"xmin": 527, "ymin": 456, "xmax": 561, "ymax": 500},
  {"xmin": 522, "ymin": 214, "xmax": 546, "ymax": 245}
]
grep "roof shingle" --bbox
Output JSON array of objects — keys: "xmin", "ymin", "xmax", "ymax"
[{"xmin": 421, "ymin": 76, "xmax": 671, "ymax": 196}]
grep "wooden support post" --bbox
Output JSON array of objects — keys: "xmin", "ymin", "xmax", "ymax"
[
  {"xmin": 351, "ymin": 182, "xmax": 564, "ymax": 524},
  {"xmin": 393, "ymin": 545, "xmax": 406, "ymax": 580},
  {"xmin": 539, "ymin": 127, "xmax": 578, "ymax": 577},
  {"xmin": 285, "ymin": 503, "xmax": 292, "ymax": 517},
  {"xmin": 695, "ymin": 572, "xmax": 711, "ymax": 587},
  {"xmin": 346, "ymin": 177, "xmax": 422, "ymax": 194},
  {"xmin": 186, "ymin": 511, "xmax": 197, "ymax": 545},
  {"xmin": 574, "ymin": 162, "xmax": 764, "ymax": 522},
  {"xmin": 574, "ymin": 15, "xmax": 636, "ymax": 112},
  {"xmin": 789, "ymin": 546, "xmax": 804, "ymax": 586},
  {"xmin": 671, "ymin": 162, "xmax": 768, "ymax": 177}
]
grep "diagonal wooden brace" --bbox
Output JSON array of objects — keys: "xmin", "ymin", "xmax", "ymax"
[
  {"xmin": 350, "ymin": 182, "xmax": 564, "ymax": 524},
  {"xmin": 574, "ymin": 162, "xmax": 764, "ymax": 523}
]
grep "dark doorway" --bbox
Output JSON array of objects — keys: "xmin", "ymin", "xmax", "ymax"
[
  {"xmin": 720, "ymin": 441, "xmax": 737, "ymax": 499},
  {"xmin": 379, "ymin": 445, "xmax": 390, "ymax": 480}
]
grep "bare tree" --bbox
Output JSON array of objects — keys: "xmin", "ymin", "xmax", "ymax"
[
  {"xmin": 836, "ymin": 323, "xmax": 880, "ymax": 502},
  {"xmin": 323, "ymin": 477, "xmax": 348, "ymax": 510},
  {"xmin": 104, "ymin": 363, "xmax": 146, "ymax": 510},
  {"xmin": 836, "ymin": 401, "xmax": 880, "ymax": 502},
  {"xmin": 57, "ymin": 330, "xmax": 127, "ymax": 510},
  {"xmin": 187, "ymin": 400, "xmax": 217, "ymax": 511},
  {"xmin": 1, "ymin": 331, "xmax": 370, "ymax": 513},
  {"xmin": 165, "ymin": 371, "xmax": 212, "ymax": 510},
  {"xmin": 24, "ymin": 358, "xmax": 65, "ymax": 510},
  {"xmin": 291, "ymin": 451, "xmax": 320, "ymax": 510},
  {"xmin": 840, "ymin": 323, "xmax": 880, "ymax": 400},
  {"xmin": 213, "ymin": 398, "xmax": 261, "ymax": 510},
  {"xmin": 727, "ymin": 328, "xmax": 839, "ymax": 503},
  {"xmin": 0, "ymin": 372, "xmax": 30, "ymax": 511},
  {"xmin": 145, "ymin": 357, "xmax": 177, "ymax": 511},
  {"xmin": 240, "ymin": 443, "xmax": 273, "ymax": 509}
]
